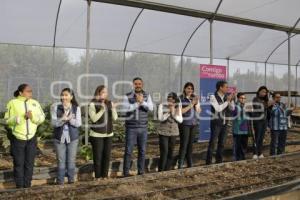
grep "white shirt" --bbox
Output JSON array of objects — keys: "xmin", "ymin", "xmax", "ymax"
[{"xmin": 158, "ymin": 103, "xmax": 183, "ymax": 123}]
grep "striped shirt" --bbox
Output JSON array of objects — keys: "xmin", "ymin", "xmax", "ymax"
[{"xmin": 268, "ymin": 103, "xmax": 292, "ymax": 131}]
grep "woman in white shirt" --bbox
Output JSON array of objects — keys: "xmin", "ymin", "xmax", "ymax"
[{"xmin": 157, "ymin": 92, "xmax": 182, "ymax": 171}]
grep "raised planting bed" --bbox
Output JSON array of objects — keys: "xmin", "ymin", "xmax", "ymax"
[{"xmin": 0, "ymin": 152, "xmax": 299, "ymax": 200}]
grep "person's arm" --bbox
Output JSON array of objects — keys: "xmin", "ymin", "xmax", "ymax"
[
  {"xmin": 51, "ymin": 104, "xmax": 65, "ymax": 127},
  {"xmin": 112, "ymin": 103, "xmax": 118, "ymax": 121},
  {"xmin": 140, "ymin": 94, "xmax": 154, "ymax": 112},
  {"xmin": 174, "ymin": 105, "xmax": 183, "ymax": 123},
  {"xmin": 210, "ymin": 95, "xmax": 229, "ymax": 112},
  {"xmin": 231, "ymin": 104, "xmax": 238, "ymax": 117},
  {"xmin": 88, "ymin": 103, "xmax": 105, "ymax": 123},
  {"xmin": 195, "ymin": 100, "xmax": 201, "ymax": 113},
  {"xmin": 228, "ymin": 100, "xmax": 235, "ymax": 111},
  {"xmin": 69, "ymin": 106, "xmax": 82, "ymax": 127},
  {"xmin": 181, "ymin": 99, "xmax": 193, "ymax": 114},
  {"xmin": 158, "ymin": 104, "xmax": 170, "ymax": 121},
  {"xmin": 122, "ymin": 96, "xmax": 139, "ymax": 112},
  {"xmin": 31, "ymin": 101, "xmax": 45, "ymax": 125},
  {"xmin": 286, "ymin": 107, "xmax": 294, "ymax": 116},
  {"xmin": 4, "ymin": 101, "xmax": 21, "ymax": 126}
]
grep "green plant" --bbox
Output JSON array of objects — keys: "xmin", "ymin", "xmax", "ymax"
[
  {"xmin": 79, "ymin": 145, "xmax": 93, "ymax": 161},
  {"xmin": 0, "ymin": 119, "xmax": 11, "ymax": 153}
]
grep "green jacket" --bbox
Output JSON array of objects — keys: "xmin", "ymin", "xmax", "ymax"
[{"xmin": 4, "ymin": 96, "xmax": 45, "ymax": 140}]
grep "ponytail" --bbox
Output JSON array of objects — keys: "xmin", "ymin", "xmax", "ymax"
[{"xmin": 14, "ymin": 84, "xmax": 29, "ymax": 97}]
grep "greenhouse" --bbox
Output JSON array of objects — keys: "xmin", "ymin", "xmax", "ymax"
[{"xmin": 0, "ymin": 0, "xmax": 300, "ymax": 199}]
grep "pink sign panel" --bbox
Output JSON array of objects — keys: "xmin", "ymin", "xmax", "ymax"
[{"xmin": 200, "ymin": 64, "xmax": 227, "ymax": 80}]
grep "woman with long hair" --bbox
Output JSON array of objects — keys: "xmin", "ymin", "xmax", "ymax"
[
  {"xmin": 51, "ymin": 88, "xmax": 82, "ymax": 185},
  {"xmin": 178, "ymin": 82, "xmax": 201, "ymax": 168},
  {"xmin": 251, "ymin": 86, "xmax": 271, "ymax": 159},
  {"xmin": 89, "ymin": 85, "xmax": 118, "ymax": 180}
]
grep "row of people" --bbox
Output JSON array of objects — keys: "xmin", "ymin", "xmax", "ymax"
[{"xmin": 4, "ymin": 78, "xmax": 293, "ymax": 188}]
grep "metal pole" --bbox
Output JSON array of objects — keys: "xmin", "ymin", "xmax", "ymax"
[
  {"xmin": 51, "ymin": 48, "xmax": 56, "ymax": 82},
  {"xmin": 209, "ymin": 20, "xmax": 213, "ymax": 64},
  {"xmin": 180, "ymin": 56, "xmax": 183, "ymax": 90},
  {"xmin": 264, "ymin": 62, "xmax": 267, "ymax": 86},
  {"xmin": 287, "ymin": 32, "xmax": 291, "ymax": 108},
  {"xmin": 295, "ymin": 65, "xmax": 298, "ymax": 106},
  {"xmin": 122, "ymin": 52, "xmax": 126, "ymax": 94},
  {"xmin": 227, "ymin": 58, "xmax": 230, "ymax": 81},
  {"xmin": 84, "ymin": 0, "xmax": 91, "ymax": 145}
]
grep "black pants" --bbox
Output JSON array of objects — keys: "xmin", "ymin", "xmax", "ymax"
[
  {"xmin": 178, "ymin": 125, "xmax": 196, "ymax": 168},
  {"xmin": 253, "ymin": 120, "xmax": 266, "ymax": 156},
  {"xmin": 233, "ymin": 135, "xmax": 248, "ymax": 161},
  {"xmin": 206, "ymin": 123, "xmax": 227, "ymax": 165},
  {"xmin": 158, "ymin": 135, "xmax": 176, "ymax": 171},
  {"xmin": 270, "ymin": 130, "xmax": 287, "ymax": 156},
  {"xmin": 11, "ymin": 136, "xmax": 37, "ymax": 188},
  {"xmin": 90, "ymin": 137, "xmax": 112, "ymax": 178}
]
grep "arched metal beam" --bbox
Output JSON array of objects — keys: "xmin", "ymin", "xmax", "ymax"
[
  {"xmin": 51, "ymin": 0, "xmax": 62, "ymax": 82},
  {"xmin": 53, "ymin": 0, "xmax": 62, "ymax": 48},
  {"xmin": 123, "ymin": 9, "xmax": 144, "ymax": 51},
  {"xmin": 92, "ymin": 0, "xmax": 300, "ymax": 34},
  {"xmin": 121, "ymin": 9, "xmax": 144, "ymax": 93},
  {"xmin": 179, "ymin": 0, "xmax": 223, "ymax": 88},
  {"xmin": 265, "ymin": 17, "xmax": 300, "ymax": 63}
]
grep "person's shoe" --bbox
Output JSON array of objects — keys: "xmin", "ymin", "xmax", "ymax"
[
  {"xmin": 253, "ymin": 155, "xmax": 258, "ymax": 159},
  {"xmin": 258, "ymin": 154, "xmax": 264, "ymax": 159}
]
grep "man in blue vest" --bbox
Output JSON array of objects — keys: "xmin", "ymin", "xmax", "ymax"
[
  {"xmin": 123, "ymin": 77, "xmax": 154, "ymax": 177},
  {"xmin": 206, "ymin": 80, "xmax": 235, "ymax": 165}
]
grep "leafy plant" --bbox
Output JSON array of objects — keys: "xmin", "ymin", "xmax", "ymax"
[
  {"xmin": 79, "ymin": 145, "xmax": 93, "ymax": 161},
  {"xmin": 0, "ymin": 119, "xmax": 10, "ymax": 153}
]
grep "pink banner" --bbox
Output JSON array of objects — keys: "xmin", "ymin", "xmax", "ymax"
[{"xmin": 200, "ymin": 64, "xmax": 227, "ymax": 80}]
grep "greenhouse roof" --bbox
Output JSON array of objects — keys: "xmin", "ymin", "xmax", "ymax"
[{"xmin": 1, "ymin": 0, "xmax": 300, "ymax": 65}]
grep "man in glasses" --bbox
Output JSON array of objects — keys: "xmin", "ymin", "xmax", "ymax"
[{"xmin": 268, "ymin": 92, "xmax": 294, "ymax": 156}]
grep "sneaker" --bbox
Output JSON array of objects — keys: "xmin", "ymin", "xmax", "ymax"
[
  {"xmin": 258, "ymin": 154, "xmax": 264, "ymax": 159},
  {"xmin": 253, "ymin": 155, "xmax": 258, "ymax": 159}
]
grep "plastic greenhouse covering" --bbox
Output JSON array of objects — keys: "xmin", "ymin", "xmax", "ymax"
[{"xmin": 0, "ymin": 0, "xmax": 300, "ymax": 110}]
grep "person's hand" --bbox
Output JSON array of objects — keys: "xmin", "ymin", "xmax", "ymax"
[
  {"xmin": 62, "ymin": 114, "xmax": 69, "ymax": 122},
  {"xmin": 192, "ymin": 96, "xmax": 199, "ymax": 105},
  {"xmin": 227, "ymin": 93, "xmax": 234, "ymax": 102},
  {"xmin": 25, "ymin": 111, "xmax": 33, "ymax": 120},
  {"xmin": 268, "ymin": 100, "xmax": 275, "ymax": 107},
  {"xmin": 169, "ymin": 105, "xmax": 175, "ymax": 114},
  {"xmin": 136, "ymin": 94, "xmax": 144, "ymax": 104}
]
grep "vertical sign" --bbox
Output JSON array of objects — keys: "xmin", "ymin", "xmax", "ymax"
[{"xmin": 199, "ymin": 65, "xmax": 227, "ymax": 141}]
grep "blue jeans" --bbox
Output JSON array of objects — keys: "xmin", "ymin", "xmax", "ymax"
[
  {"xmin": 270, "ymin": 130, "xmax": 287, "ymax": 156},
  {"xmin": 123, "ymin": 127, "xmax": 148, "ymax": 176},
  {"xmin": 54, "ymin": 139, "xmax": 78, "ymax": 184}
]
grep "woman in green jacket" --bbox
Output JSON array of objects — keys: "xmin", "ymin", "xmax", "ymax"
[{"xmin": 4, "ymin": 84, "xmax": 45, "ymax": 188}]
